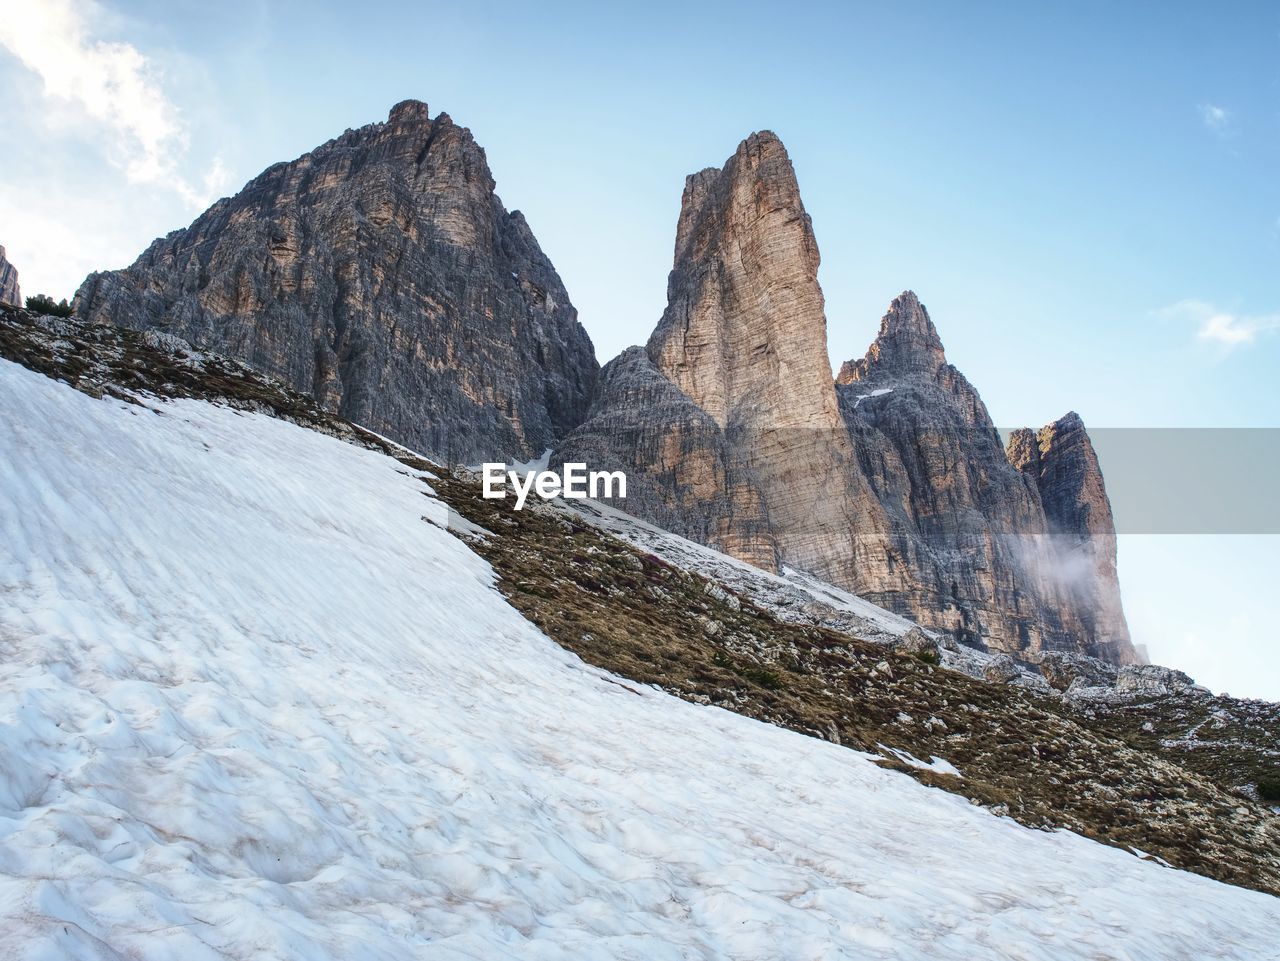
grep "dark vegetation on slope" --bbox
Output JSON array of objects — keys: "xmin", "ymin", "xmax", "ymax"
[{"xmin": 2, "ymin": 303, "xmax": 1278, "ymax": 898}]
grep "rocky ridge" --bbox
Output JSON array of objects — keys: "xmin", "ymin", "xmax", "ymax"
[
  {"xmin": 837, "ymin": 292, "xmax": 1135, "ymax": 662},
  {"xmin": 63, "ymin": 104, "xmax": 1133, "ymax": 662},
  {"xmin": 560, "ymin": 134, "xmax": 1136, "ymax": 663},
  {"xmin": 73, "ymin": 100, "xmax": 599, "ymax": 463}
]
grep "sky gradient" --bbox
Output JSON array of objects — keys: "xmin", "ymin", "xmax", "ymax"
[{"xmin": 1, "ymin": 0, "xmax": 1277, "ymax": 695}]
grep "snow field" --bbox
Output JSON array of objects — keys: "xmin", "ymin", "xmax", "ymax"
[{"xmin": 1, "ymin": 358, "xmax": 1277, "ymax": 960}]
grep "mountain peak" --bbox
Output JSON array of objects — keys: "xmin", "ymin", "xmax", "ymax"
[
  {"xmin": 649, "ymin": 131, "xmax": 834, "ymax": 428},
  {"xmin": 387, "ymin": 99, "xmax": 430, "ymax": 125},
  {"xmin": 72, "ymin": 101, "xmax": 598, "ymax": 464},
  {"xmin": 838, "ymin": 290, "xmax": 946, "ymax": 383}
]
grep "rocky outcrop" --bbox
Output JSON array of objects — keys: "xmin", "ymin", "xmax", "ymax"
[
  {"xmin": 0, "ymin": 245, "xmax": 20, "ymax": 308},
  {"xmin": 1007, "ymin": 414, "xmax": 1132, "ymax": 662},
  {"xmin": 74, "ymin": 100, "xmax": 598, "ymax": 463},
  {"xmin": 560, "ymin": 132, "xmax": 1136, "ymax": 663},
  {"xmin": 552, "ymin": 346, "xmax": 780, "ymax": 568},
  {"xmin": 837, "ymin": 292, "xmax": 1136, "ymax": 662},
  {"xmin": 557, "ymin": 133, "xmax": 893, "ymax": 591}
]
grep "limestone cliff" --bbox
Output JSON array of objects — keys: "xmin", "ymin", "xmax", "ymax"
[
  {"xmin": 560, "ymin": 134, "xmax": 1135, "ymax": 663},
  {"xmin": 74, "ymin": 101, "xmax": 598, "ymax": 463},
  {"xmin": 559, "ymin": 133, "xmax": 894, "ymax": 591},
  {"xmin": 838, "ymin": 293, "xmax": 1136, "ymax": 662},
  {"xmin": 1008, "ymin": 414, "xmax": 1133, "ymax": 662},
  {"xmin": 0, "ymin": 245, "xmax": 20, "ymax": 308}
]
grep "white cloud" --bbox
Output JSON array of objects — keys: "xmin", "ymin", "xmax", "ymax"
[
  {"xmin": 0, "ymin": 0, "xmax": 227, "ymax": 207},
  {"xmin": 1158, "ymin": 299, "xmax": 1280, "ymax": 348},
  {"xmin": 1198, "ymin": 102, "xmax": 1230, "ymax": 133}
]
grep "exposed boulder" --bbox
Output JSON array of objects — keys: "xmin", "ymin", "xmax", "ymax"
[
  {"xmin": 1114, "ymin": 665, "xmax": 1203, "ymax": 698},
  {"xmin": 1033, "ymin": 651, "xmax": 1118, "ymax": 692},
  {"xmin": 891, "ymin": 627, "xmax": 946, "ymax": 661},
  {"xmin": 983, "ymin": 654, "xmax": 1022, "ymax": 685}
]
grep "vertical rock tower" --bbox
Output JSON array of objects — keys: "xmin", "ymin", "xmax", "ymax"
[
  {"xmin": 558, "ymin": 133, "xmax": 894, "ymax": 589},
  {"xmin": 1007, "ymin": 415, "xmax": 1132, "ymax": 661}
]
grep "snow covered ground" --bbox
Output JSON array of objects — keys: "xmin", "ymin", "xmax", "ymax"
[{"xmin": 1, "ymin": 357, "xmax": 1277, "ymax": 961}]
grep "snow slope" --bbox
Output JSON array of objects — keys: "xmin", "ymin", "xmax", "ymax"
[{"xmin": 1, "ymin": 358, "xmax": 1276, "ymax": 961}]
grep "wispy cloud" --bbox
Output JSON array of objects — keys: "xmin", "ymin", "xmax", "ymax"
[
  {"xmin": 1198, "ymin": 102, "xmax": 1231, "ymax": 134},
  {"xmin": 0, "ymin": 0, "xmax": 227, "ymax": 207},
  {"xmin": 1158, "ymin": 299, "xmax": 1280, "ymax": 348}
]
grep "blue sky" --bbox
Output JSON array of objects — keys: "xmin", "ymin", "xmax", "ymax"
[{"xmin": 1, "ymin": 0, "xmax": 1277, "ymax": 695}]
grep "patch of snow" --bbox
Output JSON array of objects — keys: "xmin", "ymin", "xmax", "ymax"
[
  {"xmin": 879, "ymin": 745, "xmax": 964, "ymax": 778},
  {"xmin": 2, "ymin": 358, "xmax": 1278, "ymax": 959},
  {"xmin": 854, "ymin": 387, "xmax": 895, "ymax": 407},
  {"xmin": 566, "ymin": 499, "xmax": 1031, "ymax": 685},
  {"xmin": 443, "ymin": 507, "xmax": 492, "ymax": 541}
]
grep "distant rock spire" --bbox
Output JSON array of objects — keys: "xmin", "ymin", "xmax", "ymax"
[
  {"xmin": 1008, "ymin": 411, "xmax": 1134, "ymax": 663},
  {"xmin": 0, "ymin": 245, "xmax": 21, "ymax": 308},
  {"xmin": 838, "ymin": 290, "xmax": 946, "ymax": 383}
]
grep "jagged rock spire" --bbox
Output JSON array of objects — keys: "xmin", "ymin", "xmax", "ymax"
[
  {"xmin": 560, "ymin": 131, "xmax": 890, "ymax": 589},
  {"xmin": 1009, "ymin": 411, "xmax": 1134, "ymax": 663},
  {"xmin": 646, "ymin": 131, "xmax": 840, "ymax": 430},
  {"xmin": 838, "ymin": 290, "xmax": 947, "ymax": 383}
]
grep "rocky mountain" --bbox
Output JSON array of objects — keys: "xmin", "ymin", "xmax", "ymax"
[
  {"xmin": 557, "ymin": 133, "xmax": 893, "ymax": 592},
  {"xmin": 837, "ymin": 292, "xmax": 1135, "ymax": 662},
  {"xmin": 559, "ymin": 134, "xmax": 1136, "ymax": 663},
  {"xmin": 73, "ymin": 100, "xmax": 598, "ymax": 463},
  {"xmin": 0, "ymin": 245, "xmax": 20, "ymax": 308},
  {"xmin": 1007, "ymin": 413, "xmax": 1131, "ymax": 654},
  {"xmin": 69, "ymin": 101, "xmax": 1133, "ymax": 662}
]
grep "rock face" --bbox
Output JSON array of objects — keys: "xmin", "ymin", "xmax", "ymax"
[
  {"xmin": 559, "ymin": 133, "xmax": 1136, "ymax": 663},
  {"xmin": 0, "ymin": 245, "xmax": 20, "ymax": 308},
  {"xmin": 551, "ymin": 345, "xmax": 781, "ymax": 568},
  {"xmin": 1007, "ymin": 413, "xmax": 1132, "ymax": 661},
  {"xmin": 837, "ymin": 293, "xmax": 1135, "ymax": 662},
  {"xmin": 557, "ymin": 133, "xmax": 893, "ymax": 591},
  {"xmin": 74, "ymin": 100, "xmax": 598, "ymax": 463}
]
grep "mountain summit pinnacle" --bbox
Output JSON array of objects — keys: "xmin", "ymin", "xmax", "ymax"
[
  {"xmin": 646, "ymin": 130, "xmax": 838, "ymax": 430},
  {"xmin": 838, "ymin": 290, "xmax": 947, "ymax": 383}
]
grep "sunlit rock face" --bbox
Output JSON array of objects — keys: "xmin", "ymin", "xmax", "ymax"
[
  {"xmin": 74, "ymin": 101, "xmax": 599, "ymax": 463},
  {"xmin": 562, "ymin": 134, "xmax": 1135, "ymax": 663},
  {"xmin": 839, "ymin": 293, "xmax": 1135, "ymax": 663},
  {"xmin": 559, "ymin": 132, "xmax": 894, "ymax": 590}
]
